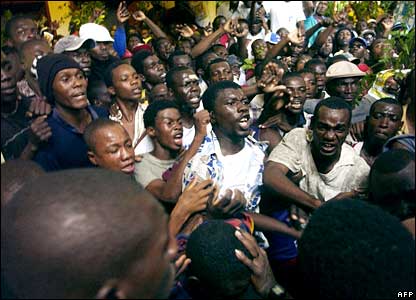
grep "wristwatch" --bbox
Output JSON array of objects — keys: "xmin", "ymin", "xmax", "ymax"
[{"xmin": 268, "ymin": 283, "xmax": 286, "ymax": 299}]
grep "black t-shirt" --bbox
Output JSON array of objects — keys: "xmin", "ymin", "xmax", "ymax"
[{"xmin": 89, "ymin": 55, "xmax": 120, "ymax": 82}]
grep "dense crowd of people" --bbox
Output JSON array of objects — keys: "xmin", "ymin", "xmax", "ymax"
[{"xmin": 1, "ymin": 1, "xmax": 415, "ymax": 299}]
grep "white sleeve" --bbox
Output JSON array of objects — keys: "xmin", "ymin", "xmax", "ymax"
[{"xmin": 267, "ymin": 128, "xmax": 305, "ymax": 174}]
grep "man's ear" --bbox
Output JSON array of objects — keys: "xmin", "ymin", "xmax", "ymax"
[
  {"xmin": 108, "ymin": 86, "xmax": 116, "ymax": 96},
  {"xmin": 147, "ymin": 126, "xmax": 156, "ymax": 138},
  {"xmin": 167, "ymin": 87, "xmax": 175, "ymax": 96},
  {"xmin": 5, "ymin": 39, "xmax": 13, "ymax": 47},
  {"xmin": 138, "ymin": 73, "xmax": 145, "ymax": 82},
  {"xmin": 87, "ymin": 150, "xmax": 98, "ymax": 165},
  {"xmin": 209, "ymin": 111, "xmax": 216, "ymax": 125},
  {"xmin": 309, "ymin": 116, "xmax": 315, "ymax": 130},
  {"xmin": 95, "ymin": 279, "xmax": 122, "ymax": 299},
  {"xmin": 167, "ymin": 88, "xmax": 175, "ymax": 98}
]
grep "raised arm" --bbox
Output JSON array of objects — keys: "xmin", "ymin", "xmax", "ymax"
[
  {"xmin": 113, "ymin": 1, "xmax": 130, "ymax": 58},
  {"xmin": 132, "ymin": 10, "xmax": 168, "ymax": 39},
  {"xmin": 266, "ymin": 28, "xmax": 304, "ymax": 60},
  {"xmin": 190, "ymin": 18, "xmax": 236, "ymax": 58}
]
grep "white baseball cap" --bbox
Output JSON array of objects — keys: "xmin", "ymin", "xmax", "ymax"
[
  {"xmin": 79, "ymin": 23, "xmax": 114, "ymax": 43},
  {"xmin": 54, "ymin": 35, "xmax": 96, "ymax": 53}
]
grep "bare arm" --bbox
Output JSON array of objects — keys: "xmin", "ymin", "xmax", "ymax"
[
  {"xmin": 266, "ymin": 37, "xmax": 290, "ymax": 60},
  {"xmin": 190, "ymin": 19, "xmax": 236, "ymax": 59},
  {"xmin": 168, "ymin": 179, "xmax": 214, "ymax": 236},
  {"xmin": 157, "ymin": 110, "xmax": 210, "ymax": 202},
  {"xmin": 264, "ymin": 161, "xmax": 321, "ymax": 211},
  {"xmin": 313, "ymin": 24, "xmax": 335, "ymax": 49},
  {"xmin": 132, "ymin": 10, "xmax": 168, "ymax": 39},
  {"xmin": 247, "ymin": 212, "xmax": 302, "ymax": 239}
]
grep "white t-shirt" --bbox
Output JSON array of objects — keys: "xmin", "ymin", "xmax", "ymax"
[
  {"xmin": 217, "ymin": 143, "xmax": 253, "ymax": 198},
  {"xmin": 263, "ymin": 1, "xmax": 306, "ymax": 33},
  {"xmin": 247, "ymin": 30, "xmax": 267, "ymax": 60},
  {"xmin": 183, "ymin": 125, "xmax": 196, "ymax": 150}
]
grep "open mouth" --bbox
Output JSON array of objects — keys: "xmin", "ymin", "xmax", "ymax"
[
  {"xmin": 321, "ymin": 143, "xmax": 336, "ymax": 153},
  {"xmin": 239, "ymin": 115, "xmax": 251, "ymax": 130},
  {"xmin": 290, "ymin": 101, "xmax": 303, "ymax": 110},
  {"xmin": 121, "ymin": 162, "xmax": 135, "ymax": 174},
  {"xmin": 72, "ymin": 91, "xmax": 86, "ymax": 98},
  {"xmin": 160, "ymin": 73, "xmax": 167, "ymax": 80},
  {"xmin": 1, "ymin": 85, "xmax": 16, "ymax": 94},
  {"xmin": 132, "ymin": 88, "xmax": 142, "ymax": 95},
  {"xmin": 188, "ymin": 96, "xmax": 201, "ymax": 108},
  {"xmin": 173, "ymin": 132, "xmax": 183, "ymax": 146}
]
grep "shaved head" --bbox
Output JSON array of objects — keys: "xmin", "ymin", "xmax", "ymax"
[{"xmin": 2, "ymin": 168, "xmax": 173, "ymax": 299}]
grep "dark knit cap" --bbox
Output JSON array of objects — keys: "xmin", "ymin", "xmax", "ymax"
[{"xmin": 36, "ymin": 53, "xmax": 81, "ymax": 104}]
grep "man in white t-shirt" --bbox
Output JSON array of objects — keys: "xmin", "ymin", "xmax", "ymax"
[{"xmin": 262, "ymin": 1, "xmax": 306, "ymax": 34}]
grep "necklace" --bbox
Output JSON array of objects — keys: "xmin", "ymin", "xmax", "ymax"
[{"xmin": 109, "ymin": 103, "xmax": 124, "ymax": 125}]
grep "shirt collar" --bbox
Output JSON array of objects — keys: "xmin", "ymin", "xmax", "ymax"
[{"xmin": 52, "ymin": 106, "xmax": 99, "ymax": 134}]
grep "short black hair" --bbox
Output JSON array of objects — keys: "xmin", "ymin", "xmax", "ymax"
[
  {"xmin": 143, "ymin": 99, "xmax": 180, "ymax": 128},
  {"xmin": 5, "ymin": 15, "xmax": 34, "ymax": 39},
  {"xmin": 369, "ymin": 97, "xmax": 403, "ymax": 116},
  {"xmin": 186, "ymin": 220, "xmax": 252, "ymax": 297},
  {"xmin": 205, "ymin": 57, "xmax": 229, "ymax": 77},
  {"xmin": 18, "ymin": 39, "xmax": 49, "ymax": 61},
  {"xmin": 299, "ymin": 69, "xmax": 314, "ymax": 77},
  {"xmin": 202, "ymin": 80, "xmax": 242, "ymax": 113},
  {"xmin": 298, "ymin": 199, "xmax": 415, "ymax": 299},
  {"xmin": 87, "ymin": 80, "xmax": 107, "ymax": 102},
  {"xmin": 304, "ymin": 58, "xmax": 326, "ymax": 72},
  {"xmin": 127, "ymin": 33, "xmax": 142, "ymax": 44},
  {"xmin": 131, "ymin": 50, "xmax": 153, "ymax": 75},
  {"xmin": 210, "ymin": 44, "xmax": 227, "ymax": 53},
  {"xmin": 167, "ymin": 50, "xmax": 191, "ymax": 69},
  {"xmin": 165, "ymin": 66, "xmax": 193, "ymax": 90},
  {"xmin": 195, "ymin": 50, "xmax": 217, "ymax": 73},
  {"xmin": 213, "ymin": 15, "xmax": 226, "ymax": 31},
  {"xmin": 177, "ymin": 37, "xmax": 194, "ymax": 48},
  {"xmin": 153, "ymin": 37, "xmax": 171, "ymax": 51},
  {"xmin": 368, "ymin": 149, "xmax": 415, "ymax": 220},
  {"xmin": 282, "ymin": 71, "xmax": 304, "ymax": 83},
  {"xmin": 84, "ymin": 118, "xmax": 121, "ymax": 152},
  {"xmin": 313, "ymin": 96, "xmax": 352, "ymax": 125},
  {"xmin": 103, "ymin": 61, "xmax": 127, "ymax": 87}
]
